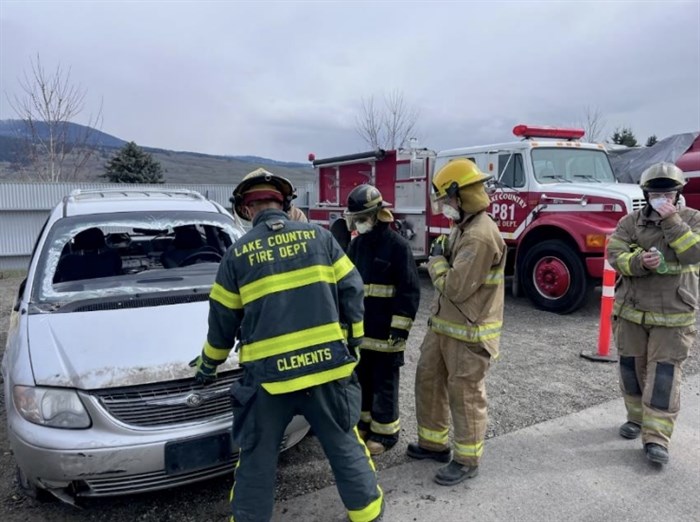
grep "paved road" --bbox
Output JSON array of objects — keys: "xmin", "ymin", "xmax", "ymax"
[{"xmin": 273, "ymin": 373, "xmax": 700, "ymax": 522}]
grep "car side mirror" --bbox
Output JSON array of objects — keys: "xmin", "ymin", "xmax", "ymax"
[{"xmin": 13, "ymin": 278, "xmax": 27, "ymax": 312}]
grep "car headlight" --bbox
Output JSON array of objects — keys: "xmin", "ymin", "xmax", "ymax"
[{"xmin": 13, "ymin": 386, "xmax": 91, "ymax": 429}]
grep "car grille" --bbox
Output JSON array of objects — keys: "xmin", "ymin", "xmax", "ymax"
[
  {"xmin": 79, "ymin": 434, "xmax": 290, "ymax": 497},
  {"xmin": 632, "ymin": 198, "xmax": 645, "ymax": 211},
  {"xmin": 82, "ymin": 458, "xmax": 236, "ymax": 496},
  {"xmin": 91, "ymin": 370, "xmax": 243, "ymax": 427}
]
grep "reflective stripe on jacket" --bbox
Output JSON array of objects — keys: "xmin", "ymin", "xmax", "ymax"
[
  {"xmin": 202, "ymin": 209, "xmax": 365, "ymax": 394},
  {"xmin": 347, "ymin": 222, "xmax": 421, "ymax": 352},
  {"xmin": 426, "ymin": 211, "xmax": 506, "ymax": 357},
  {"xmin": 607, "ymin": 206, "xmax": 700, "ymax": 327}
]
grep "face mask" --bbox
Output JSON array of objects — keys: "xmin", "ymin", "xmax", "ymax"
[
  {"xmin": 649, "ymin": 198, "xmax": 666, "ymax": 210},
  {"xmin": 442, "ymin": 205, "xmax": 461, "ymax": 221},
  {"xmin": 355, "ymin": 221, "xmax": 374, "ymax": 234}
]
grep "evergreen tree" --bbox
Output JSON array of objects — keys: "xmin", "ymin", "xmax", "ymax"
[
  {"xmin": 611, "ymin": 127, "xmax": 638, "ymax": 147},
  {"xmin": 646, "ymin": 135, "xmax": 658, "ymax": 147},
  {"xmin": 103, "ymin": 141, "xmax": 164, "ymax": 183}
]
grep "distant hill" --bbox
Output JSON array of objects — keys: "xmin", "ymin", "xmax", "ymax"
[
  {"xmin": 0, "ymin": 120, "xmax": 127, "ymax": 149},
  {"xmin": 0, "ymin": 120, "xmax": 315, "ymax": 187}
]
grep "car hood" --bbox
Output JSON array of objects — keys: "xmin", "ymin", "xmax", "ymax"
[{"xmin": 27, "ymin": 302, "xmax": 240, "ymax": 389}]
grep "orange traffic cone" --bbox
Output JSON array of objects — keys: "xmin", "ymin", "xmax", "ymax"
[{"xmin": 581, "ymin": 237, "xmax": 617, "ymax": 362}]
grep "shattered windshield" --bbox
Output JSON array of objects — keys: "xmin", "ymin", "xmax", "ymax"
[
  {"xmin": 532, "ymin": 148, "xmax": 615, "ymax": 184},
  {"xmin": 32, "ymin": 211, "xmax": 243, "ymax": 307}
]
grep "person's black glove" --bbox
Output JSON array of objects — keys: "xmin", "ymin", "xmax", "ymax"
[
  {"xmin": 189, "ymin": 355, "xmax": 218, "ymax": 386},
  {"xmin": 430, "ymin": 235, "xmax": 447, "ymax": 257}
]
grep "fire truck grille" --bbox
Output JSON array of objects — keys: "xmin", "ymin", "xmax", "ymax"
[{"xmin": 90, "ymin": 370, "xmax": 243, "ymax": 427}]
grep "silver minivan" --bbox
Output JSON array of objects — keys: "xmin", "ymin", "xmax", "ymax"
[{"xmin": 2, "ymin": 188, "xmax": 309, "ymax": 502}]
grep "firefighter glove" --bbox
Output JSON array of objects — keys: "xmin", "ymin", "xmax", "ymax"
[
  {"xmin": 388, "ymin": 328, "xmax": 408, "ymax": 348},
  {"xmin": 189, "ymin": 355, "xmax": 218, "ymax": 386},
  {"xmin": 430, "ymin": 235, "xmax": 448, "ymax": 257}
]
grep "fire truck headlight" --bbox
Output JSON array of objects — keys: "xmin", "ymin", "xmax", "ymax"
[{"xmin": 586, "ymin": 234, "xmax": 607, "ymax": 248}]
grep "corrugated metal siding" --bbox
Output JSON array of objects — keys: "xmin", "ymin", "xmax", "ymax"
[
  {"xmin": 0, "ymin": 182, "xmax": 315, "ymax": 271},
  {"xmin": 0, "ymin": 182, "xmax": 236, "ymax": 210},
  {"xmin": 0, "ymin": 211, "xmax": 48, "ymax": 255}
]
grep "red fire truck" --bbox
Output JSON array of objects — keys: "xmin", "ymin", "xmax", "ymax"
[
  {"xmin": 308, "ymin": 125, "xmax": 645, "ymax": 314},
  {"xmin": 677, "ymin": 134, "xmax": 700, "ymax": 209}
]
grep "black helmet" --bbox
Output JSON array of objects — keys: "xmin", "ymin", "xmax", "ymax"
[
  {"xmin": 345, "ymin": 184, "xmax": 389, "ymax": 215},
  {"xmin": 343, "ymin": 184, "xmax": 393, "ymax": 229}
]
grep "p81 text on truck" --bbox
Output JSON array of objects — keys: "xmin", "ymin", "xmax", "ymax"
[{"xmin": 309, "ymin": 125, "xmax": 644, "ymax": 314}]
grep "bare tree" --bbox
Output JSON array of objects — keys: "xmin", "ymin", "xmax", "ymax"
[
  {"xmin": 356, "ymin": 95, "xmax": 382, "ymax": 149},
  {"xmin": 7, "ymin": 54, "xmax": 103, "ymax": 181},
  {"xmin": 578, "ymin": 105, "xmax": 606, "ymax": 143},
  {"xmin": 356, "ymin": 89, "xmax": 420, "ymax": 150}
]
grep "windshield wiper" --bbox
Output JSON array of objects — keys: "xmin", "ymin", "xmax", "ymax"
[{"xmin": 573, "ymin": 174, "xmax": 602, "ymax": 182}]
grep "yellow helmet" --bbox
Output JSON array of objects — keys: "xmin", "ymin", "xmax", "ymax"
[
  {"xmin": 639, "ymin": 162, "xmax": 686, "ymax": 191},
  {"xmin": 432, "ymin": 159, "xmax": 492, "ymax": 200},
  {"xmin": 231, "ymin": 168, "xmax": 295, "ymax": 220}
]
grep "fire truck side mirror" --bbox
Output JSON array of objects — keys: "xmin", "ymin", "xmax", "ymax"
[{"xmin": 485, "ymin": 179, "xmax": 497, "ymax": 195}]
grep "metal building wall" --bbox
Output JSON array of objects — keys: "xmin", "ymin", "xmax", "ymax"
[{"xmin": 0, "ymin": 182, "xmax": 315, "ymax": 270}]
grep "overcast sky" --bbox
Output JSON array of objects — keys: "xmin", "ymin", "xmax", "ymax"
[{"xmin": 1, "ymin": 1, "xmax": 699, "ymax": 162}]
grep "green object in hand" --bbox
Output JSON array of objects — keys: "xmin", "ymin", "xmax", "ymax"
[{"xmin": 650, "ymin": 247, "xmax": 668, "ymax": 274}]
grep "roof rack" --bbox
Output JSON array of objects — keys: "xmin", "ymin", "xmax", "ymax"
[
  {"xmin": 61, "ymin": 188, "xmax": 208, "ymax": 217},
  {"xmin": 67, "ymin": 188, "xmax": 206, "ymax": 200}
]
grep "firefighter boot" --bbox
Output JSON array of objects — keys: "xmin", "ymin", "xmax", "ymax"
[
  {"xmin": 644, "ymin": 443, "xmax": 669, "ymax": 465},
  {"xmin": 434, "ymin": 460, "xmax": 479, "ymax": 486},
  {"xmin": 406, "ymin": 443, "xmax": 451, "ymax": 463},
  {"xmin": 366, "ymin": 440, "xmax": 387, "ymax": 456},
  {"xmin": 619, "ymin": 421, "xmax": 641, "ymax": 439}
]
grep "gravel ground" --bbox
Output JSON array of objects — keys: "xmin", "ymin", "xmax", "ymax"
[{"xmin": 0, "ymin": 270, "xmax": 698, "ymax": 521}]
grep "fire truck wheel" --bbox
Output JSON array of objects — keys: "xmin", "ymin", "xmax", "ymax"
[{"xmin": 520, "ymin": 239, "xmax": 588, "ymax": 314}]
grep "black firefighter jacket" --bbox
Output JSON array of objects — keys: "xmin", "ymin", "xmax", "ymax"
[
  {"xmin": 347, "ymin": 222, "xmax": 420, "ymax": 352},
  {"xmin": 201, "ymin": 208, "xmax": 365, "ymax": 394}
]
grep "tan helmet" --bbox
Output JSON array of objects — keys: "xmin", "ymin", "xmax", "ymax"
[
  {"xmin": 432, "ymin": 159, "xmax": 492, "ymax": 214},
  {"xmin": 639, "ymin": 163, "xmax": 686, "ymax": 191},
  {"xmin": 231, "ymin": 168, "xmax": 295, "ymax": 220}
]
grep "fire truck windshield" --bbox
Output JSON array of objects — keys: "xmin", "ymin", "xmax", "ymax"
[{"xmin": 532, "ymin": 148, "xmax": 615, "ymax": 184}]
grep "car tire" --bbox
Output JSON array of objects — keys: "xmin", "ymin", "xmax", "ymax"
[{"xmin": 520, "ymin": 239, "xmax": 589, "ymax": 314}]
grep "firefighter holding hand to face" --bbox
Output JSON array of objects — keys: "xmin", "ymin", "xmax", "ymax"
[
  {"xmin": 190, "ymin": 170, "xmax": 383, "ymax": 522},
  {"xmin": 344, "ymin": 185, "xmax": 420, "ymax": 455},
  {"xmin": 407, "ymin": 159, "xmax": 506, "ymax": 486},
  {"xmin": 607, "ymin": 163, "xmax": 700, "ymax": 465}
]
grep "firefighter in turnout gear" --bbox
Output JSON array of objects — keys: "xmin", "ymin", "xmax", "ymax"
[
  {"xmin": 407, "ymin": 159, "xmax": 506, "ymax": 486},
  {"xmin": 191, "ymin": 170, "xmax": 383, "ymax": 521},
  {"xmin": 607, "ymin": 162, "xmax": 700, "ymax": 465},
  {"xmin": 344, "ymin": 184, "xmax": 421, "ymax": 456}
]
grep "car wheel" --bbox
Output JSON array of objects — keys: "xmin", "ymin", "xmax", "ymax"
[{"xmin": 521, "ymin": 239, "xmax": 589, "ymax": 314}]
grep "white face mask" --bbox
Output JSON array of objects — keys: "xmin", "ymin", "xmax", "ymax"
[
  {"xmin": 649, "ymin": 197, "xmax": 668, "ymax": 210},
  {"xmin": 441, "ymin": 205, "xmax": 461, "ymax": 221},
  {"xmin": 355, "ymin": 221, "xmax": 374, "ymax": 234}
]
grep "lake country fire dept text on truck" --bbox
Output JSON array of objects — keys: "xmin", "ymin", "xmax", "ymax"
[{"xmin": 308, "ymin": 124, "xmax": 645, "ymax": 314}]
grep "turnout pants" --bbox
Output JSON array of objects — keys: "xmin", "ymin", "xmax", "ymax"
[
  {"xmin": 356, "ymin": 349, "xmax": 403, "ymax": 447},
  {"xmin": 229, "ymin": 373, "xmax": 383, "ymax": 522},
  {"xmin": 414, "ymin": 330, "xmax": 491, "ymax": 467},
  {"xmin": 614, "ymin": 317, "xmax": 695, "ymax": 448}
]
